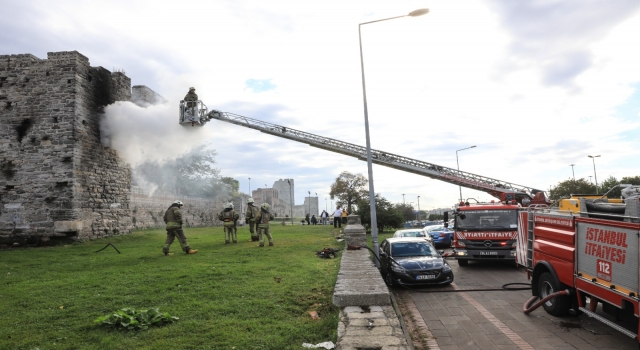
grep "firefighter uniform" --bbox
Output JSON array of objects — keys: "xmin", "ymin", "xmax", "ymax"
[
  {"xmin": 257, "ymin": 203, "xmax": 275, "ymax": 247},
  {"xmin": 245, "ymin": 200, "xmax": 260, "ymax": 242},
  {"xmin": 184, "ymin": 87, "xmax": 198, "ymax": 116},
  {"xmin": 218, "ymin": 204, "xmax": 239, "ymax": 244},
  {"xmin": 163, "ymin": 201, "xmax": 197, "ymax": 255}
]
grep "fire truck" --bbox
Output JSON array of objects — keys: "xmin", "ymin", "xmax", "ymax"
[
  {"xmin": 517, "ymin": 185, "xmax": 640, "ymax": 341},
  {"xmin": 178, "ymin": 101, "xmax": 549, "ymax": 262}
]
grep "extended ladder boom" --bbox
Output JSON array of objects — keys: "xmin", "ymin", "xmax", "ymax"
[{"xmin": 204, "ymin": 110, "xmax": 547, "ymax": 204}]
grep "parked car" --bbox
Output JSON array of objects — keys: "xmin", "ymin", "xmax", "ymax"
[
  {"xmin": 423, "ymin": 225, "xmax": 454, "ymax": 247},
  {"xmin": 393, "ymin": 229, "xmax": 433, "ymax": 244},
  {"xmin": 379, "ymin": 237, "xmax": 453, "ymax": 286}
]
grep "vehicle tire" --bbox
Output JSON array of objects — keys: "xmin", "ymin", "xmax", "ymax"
[
  {"xmin": 538, "ymin": 272, "xmax": 571, "ymax": 316},
  {"xmin": 457, "ymin": 259, "xmax": 469, "ymax": 266},
  {"xmin": 449, "ymin": 236, "xmax": 454, "ymax": 247},
  {"xmin": 383, "ymin": 270, "xmax": 397, "ymax": 287}
]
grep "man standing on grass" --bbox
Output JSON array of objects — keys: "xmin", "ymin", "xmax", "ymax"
[
  {"xmin": 245, "ymin": 198, "xmax": 260, "ymax": 242},
  {"xmin": 332, "ymin": 205, "xmax": 343, "ymax": 229},
  {"xmin": 256, "ymin": 203, "xmax": 275, "ymax": 247},
  {"xmin": 218, "ymin": 203, "xmax": 239, "ymax": 244},
  {"xmin": 163, "ymin": 200, "xmax": 198, "ymax": 255}
]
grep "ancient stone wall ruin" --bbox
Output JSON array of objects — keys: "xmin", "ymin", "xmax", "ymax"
[{"xmin": 0, "ymin": 51, "xmax": 223, "ymax": 245}]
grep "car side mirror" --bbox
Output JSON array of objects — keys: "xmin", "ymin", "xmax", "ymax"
[{"xmin": 380, "ymin": 251, "xmax": 388, "ymax": 258}]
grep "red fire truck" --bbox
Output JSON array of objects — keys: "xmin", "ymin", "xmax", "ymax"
[{"xmin": 517, "ymin": 186, "xmax": 640, "ymax": 340}]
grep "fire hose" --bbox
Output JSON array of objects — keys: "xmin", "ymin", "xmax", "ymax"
[{"xmin": 522, "ymin": 289, "xmax": 571, "ymax": 314}]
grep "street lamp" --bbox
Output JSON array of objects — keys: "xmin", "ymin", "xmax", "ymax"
[
  {"xmin": 456, "ymin": 145, "xmax": 476, "ymax": 201},
  {"xmin": 588, "ymin": 155, "xmax": 601, "ymax": 193},
  {"xmin": 417, "ymin": 196, "xmax": 421, "ymax": 221},
  {"xmin": 588, "ymin": 175, "xmax": 593, "ymax": 184},
  {"xmin": 287, "ymin": 179, "xmax": 293, "ymax": 225},
  {"xmin": 402, "ymin": 193, "xmax": 405, "ymax": 205},
  {"xmin": 248, "ymin": 177, "xmax": 251, "ymax": 194},
  {"xmin": 359, "ymin": 8, "xmax": 429, "ymax": 266},
  {"xmin": 570, "ymin": 164, "xmax": 575, "ymax": 181},
  {"xmin": 325, "ymin": 198, "xmax": 327, "ymax": 212}
]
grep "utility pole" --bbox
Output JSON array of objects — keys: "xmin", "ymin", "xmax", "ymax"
[
  {"xmin": 402, "ymin": 193, "xmax": 405, "ymax": 205},
  {"xmin": 570, "ymin": 164, "xmax": 575, "ymax": 181}
]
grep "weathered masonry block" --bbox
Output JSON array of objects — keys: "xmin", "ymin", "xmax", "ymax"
[{"xmin": 0, "ymin": 51, "xmax": 133, "ymax": 244}]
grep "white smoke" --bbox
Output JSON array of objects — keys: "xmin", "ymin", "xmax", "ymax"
[{"xmin": 100, "ymin": 100, "xmax": 215, "ymax": 168}]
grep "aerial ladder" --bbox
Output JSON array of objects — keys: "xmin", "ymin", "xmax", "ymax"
[{"xmin": 179, "ymin": 101, "xmax": 550, "ymax": 206}]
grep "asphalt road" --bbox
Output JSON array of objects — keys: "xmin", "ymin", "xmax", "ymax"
[{"xmin": 395, "ymin": 247, "xmax": 638, "ymax": 350}]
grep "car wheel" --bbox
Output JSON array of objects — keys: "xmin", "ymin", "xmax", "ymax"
[
  {"xmin": 538, "ymin": 272, "xmax": 571, "ymax": 316},
  {"xmin": 449, "ymin": 236, "xmax": 453, "ymax": 247},
  {"xmin": 457, "ymin": 259, "xmax": 469, "ymax": 266},
  {"xmin": 383, "ymin": 270, "xmax": 397, "ymax": 287}
]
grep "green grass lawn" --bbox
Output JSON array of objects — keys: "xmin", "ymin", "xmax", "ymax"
[{"xmin": 1, "ymin": 225, "xmax": 346, "ymax": 350}]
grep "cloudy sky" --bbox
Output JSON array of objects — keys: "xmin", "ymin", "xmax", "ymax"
[{"xmin": 3, "ymin": 0, "xmax": 640, "ymax": 211}]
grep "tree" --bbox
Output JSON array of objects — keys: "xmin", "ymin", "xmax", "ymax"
[
  {"xmin": 220, "ymin": 177, "xmax": 240, "ymax": 196},
  {"xmin": 355, "ymin": 194, "xmax": 404, "ymax": 233},
  {"xmin": 599, "ymin": 176, "xmax": 620, "ymax": 198},
  {"xmin": 133, "ymin": 145, "xmax": 234, "ymax": 199},
  {"xmin": 395, "ymin": 203, "xmax": 416, "ymax": 222},
  {"xmin": 329, "ymin": 171, "xmax": 368, "ymax": 213},
  {"xmin": 549, "ymin": 178, "xmax": 595, "ymax": 202}
]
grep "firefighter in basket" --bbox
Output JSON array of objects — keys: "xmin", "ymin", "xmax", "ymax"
[
  {"xmin": 256, "ymin": 203, "xmax": 275, "ymax": 247},
  {"xmin": 183, "ymin": 87, "xmax": 198, "ymax": 121},
  {"xmin": 245, "ymin": 198, "xmax": 260, "ymax": 242},
  {"xmin": 218, "ymin": 203, "xmax": 239, "ymax": 244}
]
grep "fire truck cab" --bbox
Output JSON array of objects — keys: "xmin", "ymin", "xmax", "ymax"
[{"xmin": 446, "ymin": 200, "xmax": 520, "ymax": 266}]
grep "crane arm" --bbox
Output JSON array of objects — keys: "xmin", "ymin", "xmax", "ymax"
[{"xmin": 203, "ymin": 110, "xmax": 547, "ymax": 204}]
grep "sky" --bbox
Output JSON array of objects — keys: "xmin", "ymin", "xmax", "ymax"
[{"xmin": 2, "ymin": 0, "xmax": 640, "ymax": 211}]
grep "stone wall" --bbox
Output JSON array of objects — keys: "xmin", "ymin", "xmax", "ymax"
[
  {"xmin": 0, "ymin": 51, "xmax": 133, "ymax": 243},
  {"xmin": 0, "ymin": 50, "xmax": 224, "ymax": 245}
]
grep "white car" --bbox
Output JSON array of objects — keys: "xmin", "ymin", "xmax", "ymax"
[{"xmin": 392, "ymin": 229, "xmax": 434, "ymax": 244}]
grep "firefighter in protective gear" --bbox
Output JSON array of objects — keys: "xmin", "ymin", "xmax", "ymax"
[
  {"xmin": 245, "ymin": 198, "xmax": 260, "ymax": 242},
  {"xmin": 163, "ymin": 201, "xmax": 198, "ymax": 255},
  {"xmin": 218, "ymin": 202, "xmax": 239, "ymax": 244},
  {"xmin": 183, "ymin": 87, "xmax": 198, "ymax": 118},
  {"xmin": 256, "ymin": 203, "xmax": 275, "ymax": 247}
]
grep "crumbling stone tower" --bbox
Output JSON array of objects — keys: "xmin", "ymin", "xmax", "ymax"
[{"xmin": 0, "ymin": 51, "xmax": 133, "ymax": 244}]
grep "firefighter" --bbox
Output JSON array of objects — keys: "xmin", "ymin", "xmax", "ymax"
[
  {"xmin": 256, "ymin": 203, "xmax": 275, "ymax": 247},
  {"xmin": 163, "ymin": 200, "xmax": 198, "ymax": 255},
  {"xmin": 218, "ymin": 203, "xmax": 239, "ymax": 244},
  {"xmin": 183, "ymin": 87, "xmax": 198, "ymax": 118},
  {"xmin": 245, "ymin": 198, "xmax": 260, "ymax": 242}
]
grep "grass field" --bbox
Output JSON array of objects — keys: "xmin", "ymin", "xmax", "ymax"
[{"xmin": 1, "ymin": 225, "xmax": 347, "ymax": 350}]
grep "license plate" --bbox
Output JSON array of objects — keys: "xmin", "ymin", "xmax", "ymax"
[
  {"xmin": 480, "ymin": 251, "xmax": 498, "ymax": 255},
  {"xmin": 416, "ymin": 275, "xmax": 436, "ymax": 280}
]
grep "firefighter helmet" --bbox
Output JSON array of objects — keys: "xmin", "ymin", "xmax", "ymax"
[
  {"xmin": 261, "ymin": 203, "xmax": 270, "ymax": 211},
  {"xmin": 247, "ymin": 198, "xmax": 255, "ymax": 204},
  {"xmin": 173, "ymin": 200, "xmax": 183, "ymax": 206},
  {"xmin": 225, "ymin": 203, "xmax": 233, "ymax": 209}
]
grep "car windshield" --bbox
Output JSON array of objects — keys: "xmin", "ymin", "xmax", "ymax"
[
  {"xmin": 456, "ymin": 210, "xmax": 518, "ymax": 230},
  {"xmin": 395, "ymin": 230, "xmax": 425, "ymax": 238},
  {"xmin": 391, "ymin": 242, "xmax": 439, "ymax": 257}
]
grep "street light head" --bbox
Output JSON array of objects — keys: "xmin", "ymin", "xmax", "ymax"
[
  {"xmin": 470, "ymin": 145, "xmax": 476, "ymax": 148},
  {"xmin": 408, "ymin": 8, "xmax": 429, "ymax": 17}
]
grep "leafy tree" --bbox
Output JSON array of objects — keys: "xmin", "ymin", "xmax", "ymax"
[
  {"xmin": 355, "ymin": 194, "xmax": 404, "ymax": 233},
  {"xmin": 329, "ymin": 171, "xmax": 368, "ymax": 213},
  {"xmin": 395, "ymin": 203, "xmax": 416, "ymax": 221},
  {"xmin": 549, "ymin": 178, "xmax": 595, "ymax": 202},
  {"xmin": 428, "ymin": 214, "xmax": 444, "ymax": 221},
  {"xmin": 220, "ymin": 177, "xmax": 240, "ymax": 196},
  {"xmin": 599, "ymin": 176, "xmax": 620, "ymax": 198},
  {"xmin": 133, "ymin": 145, "xmax": 234, "ymax": 199}
]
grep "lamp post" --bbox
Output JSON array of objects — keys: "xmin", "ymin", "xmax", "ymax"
[
  {"xmin": 589, "ymin": 175, "xmax": 593, "ymax": 184},
  {"xmin": 588, "ymin": 155, "xmax": 601, "ymax": 193},
  {"xmin": 248, "ymin": 177, "xmax": 251, "ymax": 195},
  {"xmin": 456, "ymin": 145, "xmax": 476, "ymax": 201},
  {"xmin": 417, "ymin": 195, "xmax": 421, "ymax": 222},
  {"xmin": 570, "ymin": 164, "xmax": 575, "ymax": 181},
  {"xmin": 308, "ymin": 191, "xmax": 311, "ymax": 218},
  {"xmin": 325, "ymin": 198, "xmax": 327, "ymax": 212},
  {"xmin": 402, "ymin": 193, "xmax": 405, "ymax": 205},
  {"xmin": 359, "ymin": 8, "xmax": 429, "ymax": 266}
]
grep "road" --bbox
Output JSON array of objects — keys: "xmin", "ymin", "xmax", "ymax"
[{"xmin": 393, "ymin": 249, "xmax": 638, "ymax": 350}]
